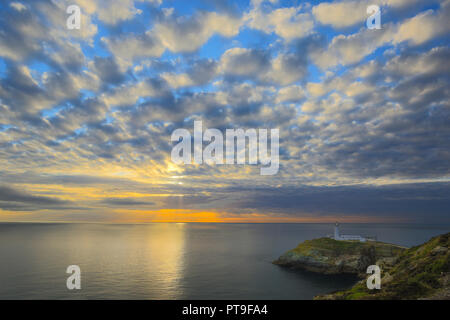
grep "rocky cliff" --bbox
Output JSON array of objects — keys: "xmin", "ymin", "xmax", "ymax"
[
  {"xmin": 315, "ymin": 232, "xmax": 450, "ymax": 300},
  {"xmin": 273, "ymin": 237, "xmax": 405, "ymax": 276}
]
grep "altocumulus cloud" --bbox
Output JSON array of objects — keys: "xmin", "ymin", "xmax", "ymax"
[{"xmin": 0, "ymin": 0, "xmax": 449, "ymax": 223}]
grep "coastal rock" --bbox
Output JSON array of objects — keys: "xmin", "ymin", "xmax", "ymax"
[
  {"xmin": 273, "ymin": 238, "xmax": 405, "ymax": 276},
  {"xmin": 314, "ymin": 232, "xmax": 450, "ymax": 300}
]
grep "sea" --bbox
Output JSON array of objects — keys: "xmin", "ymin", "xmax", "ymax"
[{"xmin": 0, "ymin": 222, "xmax": 448, "ymax": 300}]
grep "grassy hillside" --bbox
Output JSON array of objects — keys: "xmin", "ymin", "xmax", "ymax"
[
  {"xmin": 291, "ymin": 237, "xmax": 404, "ymax": 258},
  {"xmin": 315, "ymin": 233, "xmax": 450, "ymax": 300}
]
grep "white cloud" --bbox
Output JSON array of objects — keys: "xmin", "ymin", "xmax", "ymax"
[
  {"xmin": 312, "ymin": 0, "xmax": 426, "ymax": 29},
  {"xmin": 161, "ymin": 73, "xmax": 195, "ymax": 89},
  {"xmin": 104, "ymin": 11, "xmax": 242, "ymax": 69},
  {"xmin": 247, "ymin": 6, "xmax": 314, "ymax": 41},
  {"xmin": 312, "ymin": 1, "xmax": 368, "ymax": 29},
  {"xmin": 74, "ymin": 0, "xmax": 162, "ymax": 25},
  {"xmin": 10, "ymin": 2, "xmax": 26, "ymax": 11},
  {"xmin": 392, "ymin": 7, "xmax": 449, "ymax": 45},
  {"xmin": 102, "ymin": 33, "xmax": 165, "ymax": 70},
  {"xmin": 276, "ymin": 85, "xmax": 305, "ymax": 103},
  {"xmin": 154, "ymin": 12, "xmax": 242, "ymax": 53},
  {"xmin": 219, "ymin": 48, "xmax": 269, "ymax": 77},
  {"xmin": 313, "ymin": 2, "xmax": 450, "ymax": 70},
  {"xmin": 219, "ymin": 48, "xmax": 307, "ymax": 85},
  {"xmin": 101, "ymin": 80, "xmax": 166, "ymax": 107},
  {"xmin": 384, "ymin": 46, "xmax": 450, "ymax": 77}
]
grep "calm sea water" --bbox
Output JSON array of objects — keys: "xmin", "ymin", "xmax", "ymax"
[{"xmin": 0, "ymin": 223, "xmax": 448, "ymax": 300}]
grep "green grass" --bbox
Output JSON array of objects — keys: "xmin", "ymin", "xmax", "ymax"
[
  {"xmin": 291, "ymin": 237, "xmax": 404, "ymax": 258},
  {"xmin": 315, "ymin": 233, "xmax": 450, "ymax": 300}
]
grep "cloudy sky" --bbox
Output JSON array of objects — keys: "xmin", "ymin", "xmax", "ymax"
[{"xmin": 0, "ymin": 0, "xmax": 449, "ymax": 223}]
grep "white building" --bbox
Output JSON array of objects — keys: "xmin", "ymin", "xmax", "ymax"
[{"xmin": 333, "ymin": 222, "xmax": 367, "ymax": 242}]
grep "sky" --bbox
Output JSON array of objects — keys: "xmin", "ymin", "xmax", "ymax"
[{"xmin": 0, "ymin": 0, "xmax": 449, "ymax": 223}]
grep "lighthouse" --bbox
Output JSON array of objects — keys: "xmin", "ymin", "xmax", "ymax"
[
  {"xmin": 334, "ymin": 222, "xmax": 340, "ymax": 240},
  {"xmin": 331, "ymin": 222, "xmax": 368, "ymax": 242}
]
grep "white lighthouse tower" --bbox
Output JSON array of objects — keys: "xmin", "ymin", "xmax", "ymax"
[
  {"xmin": 331, "ymin": 222, "xmax": 367, "ymax": 242},
  {"xmin": 334, "ymin": 222, "xmax": 340, "ymax": 240}
]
